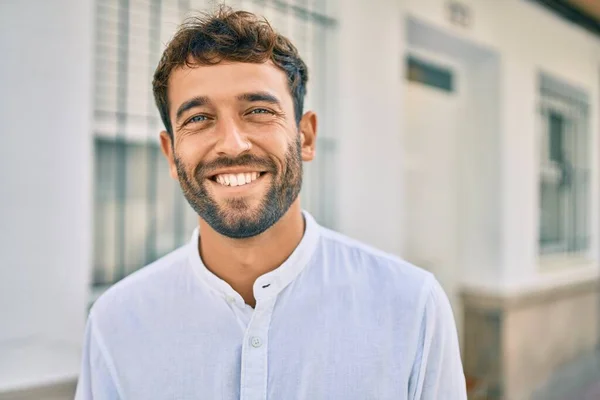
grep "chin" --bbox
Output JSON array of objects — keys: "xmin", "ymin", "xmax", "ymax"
[{"xmin": 217, "ymin": 198, "xmax": 263, "ymax": 220}]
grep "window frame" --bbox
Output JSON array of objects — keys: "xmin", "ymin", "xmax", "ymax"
[{"xmin": 537, "ymin": 72, "xmax": 591, "ymax": 257}]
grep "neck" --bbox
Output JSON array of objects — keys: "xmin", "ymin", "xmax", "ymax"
[{"xmin": 197, "ymin": 201, "xmax": 305, "ymax": 308}]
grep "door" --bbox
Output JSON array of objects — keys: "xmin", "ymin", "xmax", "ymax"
[{"xmin": 403, "ymin": 51, "xmax": 464, "ymax": 336}]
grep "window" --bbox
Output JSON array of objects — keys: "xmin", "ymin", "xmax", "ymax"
[
  {"xmin": 406, "ymin": 55, "xmax": 454, "ymax": 93},
  {"xmin": 538, "ymin": 73, "xmax": 590, "ymax": 256},
  {"xmin": 93, "ymin": 0, "xmax": 337, "ymax": 287},
  {"xmin": 93, "ymin": 138, "xmax": 196, "ymax": 285}
]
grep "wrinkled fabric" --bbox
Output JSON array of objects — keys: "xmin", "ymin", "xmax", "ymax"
[{"xmin": 75, "ymin": 212, "xmax": 466, "ymax": 400}]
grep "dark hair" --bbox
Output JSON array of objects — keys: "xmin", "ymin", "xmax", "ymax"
[{"xmin": 152, "ymin": 6, "xmax": 309, "ymax": 137}]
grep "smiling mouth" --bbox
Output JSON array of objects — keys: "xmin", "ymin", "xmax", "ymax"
[{"xmin": 209, "ymin": 171, "xmax": 268, "ymax": 187}]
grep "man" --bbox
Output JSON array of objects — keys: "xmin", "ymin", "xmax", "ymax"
[{"xmin": 76, "ymin": 7, "xmax": 466, "ymax": 400}]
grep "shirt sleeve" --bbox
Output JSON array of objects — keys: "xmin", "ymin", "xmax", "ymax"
[
  {"xmin": 75, "ymin": 311, "xmax": 123, "ymax": 400},
  {"xmin": 408, "ymin": 277, "xmax": 467, "ymax": 400}
]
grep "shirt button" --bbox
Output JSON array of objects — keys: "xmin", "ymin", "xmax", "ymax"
[
  {"xmin": 251, "ymin": 336, "xmax": 262, "ymax": 348},
  {"xmin": 226, "ymin": 296, "xmax": 235, "ymax": 304}
]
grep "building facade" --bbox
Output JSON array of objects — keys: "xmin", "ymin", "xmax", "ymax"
[{"xmin": 1, "ymin": 0, "xmax": 599, "ymax": 398}]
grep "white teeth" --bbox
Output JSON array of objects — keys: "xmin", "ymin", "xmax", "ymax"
[{"xmin": 214, "ymin": 172, "xmax": 262, "ymax": 186}]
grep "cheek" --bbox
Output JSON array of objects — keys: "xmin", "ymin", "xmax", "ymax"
[
  {"xmin": 175, "ymin": 139, "xmax": 209, "ymax": 168},
  {"xmin": 260, "ymin": 134, "xmax": 294, "ymax": 166}
]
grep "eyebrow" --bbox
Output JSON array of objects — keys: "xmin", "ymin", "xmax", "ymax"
[
  {"xmin": 175, "ymin": 96, "xmax": 210, "ymax": 123},
  {"xmin": 237, "ymin": 92, "xmax": 281, "ymax": 106}
]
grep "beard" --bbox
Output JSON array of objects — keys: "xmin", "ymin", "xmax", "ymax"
[{"xmin": 174, "ymin": 136, "xmax": 303, "ymax": 239}]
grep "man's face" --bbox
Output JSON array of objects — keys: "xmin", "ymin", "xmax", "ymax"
[{"xmin": 161, "ymin": 61, "xmax": 316, "ymax": 238}]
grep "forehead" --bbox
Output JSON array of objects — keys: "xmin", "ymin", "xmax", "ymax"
[{"xmin": 168, "ymin": 61, "xmax": 291, "ymax": 110}]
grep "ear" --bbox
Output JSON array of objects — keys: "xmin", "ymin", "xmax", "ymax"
[
  {"xmin": 159, "ymin": 131, "xmax": 179, "ymax": 180},
  {"xmin": 299, "ymin": 111, "xmax": 317, "ymax": 162}
]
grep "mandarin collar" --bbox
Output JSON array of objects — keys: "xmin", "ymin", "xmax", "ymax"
[{"xmin": 188, "ymin": 210, "xmax": 320, "ymax": 305}]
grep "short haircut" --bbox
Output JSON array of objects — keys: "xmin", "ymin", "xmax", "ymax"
[{"xmin": 152, "ymin": 6, "xmax": 309, "ymax": 137}]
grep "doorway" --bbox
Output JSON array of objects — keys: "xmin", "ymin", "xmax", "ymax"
[{"xmin": 402, "ymin": 16, "xmax": 501, "ymax": 343}]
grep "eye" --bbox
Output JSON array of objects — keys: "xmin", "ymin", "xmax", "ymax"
[
  {"xmin": 188, "ymin": 115, "xmax": 208, "ymax": 122},
  {"xmin": 187, "ymin": 114, "xmax": 208, "ymax": 124},
  {"xmin": 248, "ymin": 108, "xmax": 274, "ymax": 115}
]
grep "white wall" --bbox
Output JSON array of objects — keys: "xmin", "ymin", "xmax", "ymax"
[
  {"xmin": 0, "ymin": 0, "xmax": 93, "ymax": 390},
  {"xmin": 333, "ymin": 0, "xmax": 405, "ymax": 256},
  {"xmin": 405, "ymin": 0, "xmax": 600, "ymax": 292},
  {"xmin": 497, "ymin": 1, "xmax": 600, "ymax": 290},
  {"xmin": 461, "ymin": 54, "xmax": 502, "ymax": 287}
]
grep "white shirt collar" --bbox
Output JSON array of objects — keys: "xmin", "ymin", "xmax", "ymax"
[{"xmin": 187, "ymin": 210, "xmax": 321, "ymax": 304}]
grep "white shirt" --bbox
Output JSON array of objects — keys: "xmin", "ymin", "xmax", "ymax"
[{"xmin": 75, "ymin": 211, "xmax": 467, "ymax": 399}]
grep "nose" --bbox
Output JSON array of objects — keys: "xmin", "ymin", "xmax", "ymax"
[{"xmin": 213, "ymin": 118, "xmax": 251, "ymax": 157}]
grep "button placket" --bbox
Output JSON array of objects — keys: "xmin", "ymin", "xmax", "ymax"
[
  {"xmin": 254, "ymin": 275, "xmax": 280, "ymax": 303},
  {"xmin": 240, "ymin": 297, "xmax": 276, "ymax": 400}
]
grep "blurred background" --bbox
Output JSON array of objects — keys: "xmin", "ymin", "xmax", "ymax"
[{"xmin": 1, "ymin": 0, "xmax": 599, "ymax": 398}]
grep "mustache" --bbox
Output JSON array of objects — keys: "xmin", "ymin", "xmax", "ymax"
[{"xmin": 194, "ymin": 153, "xmax": 277, "ymax": 178}]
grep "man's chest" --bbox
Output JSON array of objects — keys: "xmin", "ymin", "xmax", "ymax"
[
  {"xmin": 117, "ymin": 333, "xmax": 410, "ymax": 400},
  {"xmin": 112, "ymin": 301, "xmax": 415, "ymax": 400}
]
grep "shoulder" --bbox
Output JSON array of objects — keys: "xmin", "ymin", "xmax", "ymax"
[
  {"xmin": 316, "ymin": 227, "xmax": 436, "ymax": 305},
  {"xmin": 90, "ymin": 244, "xmax": 190, "ymax": 322}
]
